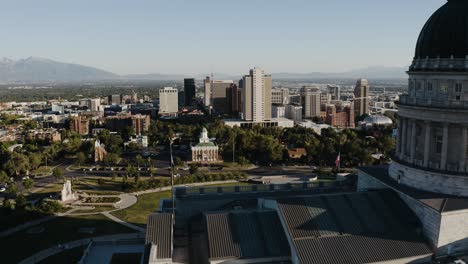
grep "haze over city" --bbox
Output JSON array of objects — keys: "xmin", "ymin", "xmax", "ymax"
[{"xmin": 2, "ymin": 0, "xmax": 444, "ymax": 75}]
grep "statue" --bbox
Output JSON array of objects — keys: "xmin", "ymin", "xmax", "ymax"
[{"xmin": 61, "ymin": 180, "xmax": 76, "ymax": 202}]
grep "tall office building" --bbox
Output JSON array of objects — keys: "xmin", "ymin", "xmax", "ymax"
[
  {"xmin": 327, "ymin": 85, "xmax": 341, "ymax": 100},
  {"xmin": 203, "ymin": 77, "xmax": 211, "ymax": 107},
  {"xmin": 271, "ymin": 88, "xmax": 290, "ymax": 105},
  {"xmin": 242, "ymin": 67, "xmax": 272, "ymax": 122},
  {"xmin": 159, "ymin": 87, "xmax": 178, "ymax": 114},
  {"xmin": 300, "ymin": 86, "xmax": 321, "ymax": 119},
  {"xmin": 211, "ymin": 80, "xmax": 234, "ymax": 114},
  {"xmin": 184, "ymin": 78, "xmax": 196, "ymax": 106},
  {"xmin": 226, "ymin": 83, "xmax": 242, "ymax": 116},
  {"xmin": 354, "ymin": 79, "xmax": 370, "ymax": 117}
]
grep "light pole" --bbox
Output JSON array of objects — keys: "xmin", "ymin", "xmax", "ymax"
[{"xmin": 169, "ymin": 135, "xmax": 179, "ymax": 222}]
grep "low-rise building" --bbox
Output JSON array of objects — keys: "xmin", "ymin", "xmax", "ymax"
[{"xmin": 191, "ymin": 128, "xmax": 219, "ymax": 163}]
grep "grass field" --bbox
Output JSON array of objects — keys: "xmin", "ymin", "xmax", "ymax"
[
  {"xmin": 0, "ymin": 214, "xmax": 135, "ymax": 264},
  {"xmin": 110, "ymin": 191, "xmax": 172, "ymax": 227}
]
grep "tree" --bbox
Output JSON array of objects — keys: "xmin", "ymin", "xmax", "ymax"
[
  {"xmin": 189, "ymin": 163, "xmax": 199, "ymax": 175},
  {"xmin": 0, "ymin": 171, "xmax": 9, "ymax": 185},
  {"xmin": 23, "ymin": 178, "xmax": 34, "ymax": 191},
  {"xmin": 52, "ymin": 167, "xmax": 63, "ymax": 180},
  {"xmin": 174, "ymin": 157, "xmax": 183, "ymax": 167},
  {"xmin": 6, "ymin": 183, "xmax": 18, "ymax": 197},
  {"xmin": 29, "ymin": 153, "xmax": 42, "ymax": 171},
  {"xmin": 15, "ymin": 194, "xmax": 27, "ymax": 209},
  {"xmin": 76, "ymin": 152, "xmax": 86, "ymax": 167},
  {"xmin": 149, "ymin": 166, "xmax": 155, "ymax": 178},
  {"xmin": 135, "ymin": 155, "xmax": 144, "ymax": 169}
]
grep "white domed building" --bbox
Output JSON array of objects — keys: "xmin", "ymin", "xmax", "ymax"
[
  {"xmin": 360, "ymin": 115, "xmax": 393, "ymax": 129},
  {"xmin": 359, "ymin": 0, "xmax": 468, "ymax": 258}
]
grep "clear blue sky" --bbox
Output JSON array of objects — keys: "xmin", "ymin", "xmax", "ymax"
[{"xmin": 1, "ymin": 0, "xmax": 445, "ymax": 75}]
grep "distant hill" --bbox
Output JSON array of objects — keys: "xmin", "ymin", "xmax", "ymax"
[
  {"xmin": 0, "ymin": 57, "xmax": 407, "ymax": 83},
  {"xmin": 0, "ymin": 57, "xmax": 117, "ymax": 83},
  {"xmin": 271, "ymin": 66, "xmax": 408, "ymax": 80}
]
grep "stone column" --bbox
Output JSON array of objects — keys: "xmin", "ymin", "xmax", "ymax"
[
  {"xmin": 410, "ymin": 119, "xmax": 417, "ymax": 163},
  {"xmin": 400, "ymin": 118, "xmax": 407, "ymax": 160},
  {"xmin": 423, "ymin": 121, "xmax": 432, "ymax": 167},
  {"xmin": 460, "ymin": 125, "xmax": 467, "ymax": 172},
  {"xmin": 396, "ymin": 118, "xmax": 402, "ymax": 155},
  {"xmin": 440, "ymin": 123, "xmax": 449, "ymax": 170}
]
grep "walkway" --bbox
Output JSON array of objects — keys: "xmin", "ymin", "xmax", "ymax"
[
  {"xmin": 102, "ymin": 212, "xmax": 146, "ymax": 233},
  {"xmin": 18, "ymin": 232, "xmax": 144, "ymax": 264}
]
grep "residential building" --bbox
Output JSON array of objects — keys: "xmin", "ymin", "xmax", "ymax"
[
  {"xmin": 108, "ymin": 94, "xmax": 122, "ymax": 105},
  {"xmin": 159, "ymin": 87, "xmax": 178, "ymax": 114},
  {"xmin": 325, "ymin": 103, "xmax": 355, "ymax": 129},
  {"xmin": 105, "ymin": 114, "xmax": 150, "ymax": 135},
  {"xmin": 354, "ymin": 79, "xmax": 370, "ymax": 117},
  {"xmin": 69, "ymin": 115, "xmax": 90, "ymax": 135},
  {"xmin": 242, "ymin": 67, "xmax": 272, "ymax": 122}
]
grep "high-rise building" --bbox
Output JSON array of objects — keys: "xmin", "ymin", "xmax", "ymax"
[
  {"xmin": 354, "ymin": 79, "xmax": 370, "ymax": 117},
  {"xmin": 159, "ymin": 87, "xmax": 178, "ymax": 114},
  {"xmin": 204, "ymin": 76, "xmax": 211, "ymax": 107},
  {"xmin": 89, "ymin": 98, "xmax": 101, "ymax": 112},
  {"xmin": 325, "ymin": 103, "xmax": 355, "ymax": 129},
  {"xmin": 226, "ymin": 83, "xmax": 242, "ymax": 116},
  {"xmin": 271, "ymin": 88, "xmax": 290, "ymax": 105},
  {"xmin": 301, "ymin": 86, "xmax": 321, "ymax": 119},
  {"xmin": 211, "ymin": 80, "xmax": 234, "ymax": 114},
  {"xmin": 272, "ymin": 105, "xmax": 286, "ymax": 119},
  {"xmin": 184, "ymin": 78, "xmax": 196, "ymax": 106},
  {"xmin": 327, "ymin": 85, "xmax": 341, "ymax": 100},
  {"xmin": 242, "ymin": 67, "xmax": 272, "ymax": 122},
  {"xmin": 69, "ymin": 115, "xmax": 90, "ymax": 135}
]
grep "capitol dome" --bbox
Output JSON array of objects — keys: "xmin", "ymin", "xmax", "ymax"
[
  {"xmin": 410, "ymin": 0, "xmax": 468, "ymax": 72},
  {"xmin": 415, "ymin": 0, "xmax": 468, "ymax": 59},
  {"xmin": 363, "ymin": 115, "xmax": 393, "ymax": 126}
]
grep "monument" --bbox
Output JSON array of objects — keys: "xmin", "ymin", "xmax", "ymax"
[{"xmin": 61, "ymin": 180, "xmax": 76, "ymax": 202}]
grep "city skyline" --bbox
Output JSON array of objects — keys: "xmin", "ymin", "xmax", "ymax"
[{"xmin": 1, "ymin": 0, "xmax": 444, "ymax": 75}]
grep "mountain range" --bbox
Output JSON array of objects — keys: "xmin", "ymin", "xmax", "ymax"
[{"xmin": 0, "ymin": 57, "xmax": 408, "ymax": 83}]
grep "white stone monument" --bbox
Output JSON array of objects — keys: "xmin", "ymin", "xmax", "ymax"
[{"xmin": 61, "ymin": 180, "xmax": 76, "ymax": 202}]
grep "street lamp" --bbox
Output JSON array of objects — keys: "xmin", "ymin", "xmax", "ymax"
[{"xmin": 169, "ymin": 134, "xmax": 179, "ymax": 221}]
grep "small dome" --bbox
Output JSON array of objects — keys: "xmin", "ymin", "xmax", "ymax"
[
  {"xmin": 363, "ymin": 115, "xmax": 393, "ymax": 126},
  {"xmin": 414, "ymin": 0, "xmax": 468, "ymax": 59}
]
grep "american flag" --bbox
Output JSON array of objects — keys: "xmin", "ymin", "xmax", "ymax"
[{"xmin": 335, "ymin": 152, "xmax": 341, "ymax": 169}]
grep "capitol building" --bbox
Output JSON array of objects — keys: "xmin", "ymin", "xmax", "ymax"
[{"xmin": 360, "ymin": 0, "xmax": 468, "ymax": 257}]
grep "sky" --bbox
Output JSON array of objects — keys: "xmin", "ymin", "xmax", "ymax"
[{"xmin": 1, "ymin": 0, "xmax": 445, "ymax": 75}]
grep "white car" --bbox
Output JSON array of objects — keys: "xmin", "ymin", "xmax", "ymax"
[
  {"xmin": 0, "ymin": 187, "xmax": 6, "ymax": 192},
  {"xmin": 22, "ymin": 176, "xmax": 30, "ymax": 180}
]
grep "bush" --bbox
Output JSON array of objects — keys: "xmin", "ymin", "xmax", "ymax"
[
  {"xmin": 36, "ymin": 200, "xmax": 63, "ymax": 214},
  {"xmin": 15, "ymin": 194, "xmax": 27, "ymax": 209}
]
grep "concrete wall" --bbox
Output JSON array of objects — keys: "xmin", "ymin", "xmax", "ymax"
[
  {"xmin": 389, "ymin": 162, "xmax": 468, "ymax": 196},
  {"xmin": 357, "ymin": 171, "xmax": 388, "ymax": 192},
  {"xmin": 437, "ymin": 209, "xmax": 468, "ymax": 255}
]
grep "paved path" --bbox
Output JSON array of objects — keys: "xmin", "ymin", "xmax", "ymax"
[
  {"xmin": 102, "ymin": 212, "xmax": 146, "ymax": 233},
  {"xmin": 18, "ymin": 232, "xmax": 144, "ymax": 264}
]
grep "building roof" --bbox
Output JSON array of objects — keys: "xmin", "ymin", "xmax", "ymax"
[
  {"xmin": 146, "ymin": 213, "xmax": 172, "ymax": 259},
  {"xmin": 415, "ymin": 0, "xmax": 468, "ymax": 60},
  {"xmin": 205, "ymin": 210, "xmax": 290, "ymax": 261},
  {"xmin": 363, "ymin": 115, "xmax": 393, "ymax": 125},
  {"xmin": 359, "ymin": 166, "xmax": 468, "ymax": 213},
  {"xmin": 274, "ymin": 191, "xmax": 432, "ymax": 264}
]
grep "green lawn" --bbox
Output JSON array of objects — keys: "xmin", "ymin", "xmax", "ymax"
[
  {"xmin": 110, "ymin": 191, "xmax": 172, "ymax": 227},
  {"xmin": 0, "ymin": 208, "xmax": 50, "ymax": 232},
  {"xmin": 0, "ymin": 214, "xmax": 135, "ymax": 264}
]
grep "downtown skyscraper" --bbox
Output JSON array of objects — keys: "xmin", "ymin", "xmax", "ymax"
[{"xmin": 241, "ymin": 67, "xmax": 272, "ymax": 122}]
